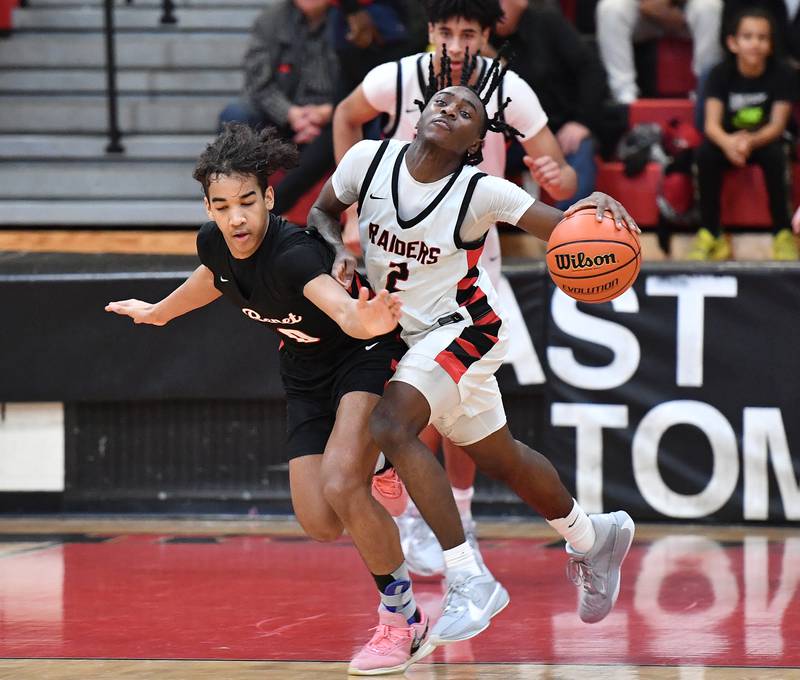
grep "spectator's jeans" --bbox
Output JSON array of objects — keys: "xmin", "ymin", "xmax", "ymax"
[
  {"xmin": 596, "ymin": 0, "xmax": 723, "ymax": 103},
  {"xmin": 555, "ymin": 136, "xmax": 598, "ymax": 211},
  {"xmin": 696, "ymin": 138, "xmax": 792, "ymax": 236},
  {"xmin": 218, "ymin": 99, "xmax": 334, "ymax": 217}
]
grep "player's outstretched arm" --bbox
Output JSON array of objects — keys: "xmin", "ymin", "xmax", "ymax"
[
  {"xmin": 516, "ymin": 192, "xmax": 639, "ymax": 241},
  {"xmin": 303, "ymin": 274, "xmax": 401, "ymax": 339},
  {"xmin": 105, "ymin": 264, "xmax": 221, "ymax": 326},
  {"xmin": 332, "ymin": 85, "xmax": 381, "ymax": 163},
  {"xmin": 307, "ymin": 180, "xmax": 357, "ymax": 288}
]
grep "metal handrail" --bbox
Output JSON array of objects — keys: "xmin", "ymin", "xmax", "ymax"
[
  {"xmin": 9, "ymin": 0, "xmax": 176, "ymax": 152},
  {"xmin": 103, "ymin": 0, "xmax": 124, "ymax": 152},
  {"xmin": 102, "ymin": 0, "xmax": 179, "ymax": 153}
]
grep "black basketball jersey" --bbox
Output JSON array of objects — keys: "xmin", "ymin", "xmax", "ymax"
[{"xmin": 196, "ymin": 214, "xmax": 370, "ymax": 360}]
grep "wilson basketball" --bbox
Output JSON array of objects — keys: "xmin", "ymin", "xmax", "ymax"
[{"xmin": 546, "ymin": 208, "xmax": 641, "ymax": 303}]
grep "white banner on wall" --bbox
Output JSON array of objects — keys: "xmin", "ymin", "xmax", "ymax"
[{"xmin": 0, "ymin": 402, "xmax": 65, "ymax": 491}]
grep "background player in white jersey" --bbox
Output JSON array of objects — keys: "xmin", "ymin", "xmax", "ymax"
[
  {"xmin": 309, "ymin": 52, "xmax": 637, "ymax": 644},
  {"xmin": 333, "ymin": 0, "xmax": 579, "ymax": 575},
  {"xmin": 106, "ymin": 124, "xmax": 437, "ymax": 676}
]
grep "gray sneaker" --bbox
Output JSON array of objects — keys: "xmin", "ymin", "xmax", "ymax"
[
  {"xmin": 566, "ymin": 510, "xmax": 635, "ymax": 623},
  {"xmin": 431, "ymin": 570, "xmax": 510, "ymax": 643},
  {"xmin": 397, "ymin": 510, "xmax": 445, "ymax": 577}
]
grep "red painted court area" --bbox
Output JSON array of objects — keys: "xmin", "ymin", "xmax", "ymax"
[{"xmin": 1, "ymin": 532, "xmax": 799, "ymax": 668}]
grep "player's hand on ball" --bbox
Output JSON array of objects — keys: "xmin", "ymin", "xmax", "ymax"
[
  {"xmin": 564, "ymin": 192, "xmax": 640, "ymax": 234},
  {"xmin": 356, "ymin": 287, "xmax": 402, "ymax": 336},
  {"xmin": 105, "ymin": 299, "xmax": 163, "ymax": 326}
]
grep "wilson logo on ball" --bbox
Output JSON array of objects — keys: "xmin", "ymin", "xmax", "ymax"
[{"xmin": 554, "ymin": 252, "xmax": 617, "ymax": 270}]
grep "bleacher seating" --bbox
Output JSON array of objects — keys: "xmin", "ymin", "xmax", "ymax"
[
  {"xmin": 597, "ymin": 98, "xmax": 800, "ymax": 228},
  {"xmin": 1, "ymin": 0, "xmax": 796, "ymax": 236}
]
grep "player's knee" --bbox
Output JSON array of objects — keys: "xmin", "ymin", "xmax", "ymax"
[
  {"xmin": 300, "ymin": 516, "xmax": 343, "ymax": 543},
  {"xmin": 321, "ymin": 468, "xmax": 362, "ymax": 512},
  {"xmin": 470, "ymin": 438, "xmax": 522, "ymax": 481},
  {"xmin": 369, "ymin": 406, "xmax": 410, "ymax": 453}
]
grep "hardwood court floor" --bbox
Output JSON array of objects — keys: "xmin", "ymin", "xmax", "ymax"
[{"xmin": 0, "ymin": 518, "xmax": 798, "ymax": 679}]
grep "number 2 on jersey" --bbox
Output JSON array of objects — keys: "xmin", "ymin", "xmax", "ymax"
[{"xmin": 386, "ymin": 261, "xmax": 409, "ymax": 293}]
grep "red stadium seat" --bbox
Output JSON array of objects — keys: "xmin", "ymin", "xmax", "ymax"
[
  {"xmin": 596, "ymin": 161, "xmax": 799, "ymax": 229},
  {"xmin": 0, "ymin": 0, "xmax": 15, "ymax": 32},
  {"xmin": 628, "ymin": 98, "xmax": 695, "ymax": 130},
  {"xmin": 656, "ymin": 37, "xmax": 695, "ymax": 97},
  {"xmin": 271, "ymin": 173, "xmax": 330, "ymax": 227},
  {"xmin": 721, "ymin": 165, "xmax": 800, "ymax": 228},
  {"xmin": 595, "ymin": 161, "xmax": 661, "ymax": 226}
]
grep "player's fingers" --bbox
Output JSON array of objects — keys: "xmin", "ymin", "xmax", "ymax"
[{"xmin": 105, "ymin": 300, "xmax": 132, "ymax": 314}]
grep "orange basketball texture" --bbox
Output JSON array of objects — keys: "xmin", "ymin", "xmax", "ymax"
[{"xmin": 546, "ymin": 208, "xmax": 641, "ymax": 303}]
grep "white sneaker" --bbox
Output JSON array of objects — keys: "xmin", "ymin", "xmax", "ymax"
[
  {"xmin": 431, "ymin": 570, "xmax": 509, "ymax": 643},
  {"xmin": 398, "ymin": 512, "xmax": 486, "ymax": 578},
  {"xmin": 397, "ymin": 508, "xmax": 444, "ymax": 577},
  {"xmin": 566, "ymin": 510, "xmax": 635, "ymax": 623}
]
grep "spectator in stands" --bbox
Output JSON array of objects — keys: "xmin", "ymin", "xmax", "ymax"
[
  {"xmin": 219, "ymin": 0, "xmax": 339, "ymax": 216},
  {"xmin": 596, "ymin": 0, "xmax": 724, "ymax": 104},
  {"xmin": 722, "ymin": 0, "xmax": 800, "ymax": 66},
  {"xmin": 332, "ymin": 0, "xmax": 429, "ymax": 96},
  {"xmin": 220, "ymin": 0, "xmax": 426, "ymax": 218},
  {"xmin": 794, "ymin": 204, "xmax": 800, "ymax": 232},
  {"xmin": 688, "ymin": 6, "xmax": 797, "ymax": 260},
  {"xmin": 494, "ymin": 0, "xmax": 609, "ymax": 208}
]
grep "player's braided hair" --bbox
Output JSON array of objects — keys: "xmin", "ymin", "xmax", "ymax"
[
  {"xmin": 193, "ymin": 122, "xmax": 299, "ymax": 196},
  {"xmin": 415, "ymin": 44, "xmax": 521, "ymax": 165}
]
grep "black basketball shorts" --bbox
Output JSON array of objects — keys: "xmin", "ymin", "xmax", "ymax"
[{"xmin": 280, "ymin": 336, "xmax": 406, "ymax": 460}]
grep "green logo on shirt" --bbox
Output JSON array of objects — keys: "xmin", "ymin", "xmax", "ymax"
[{"xmin": 733, "ymin": 106, "xmax": 764, "ymax": 129}]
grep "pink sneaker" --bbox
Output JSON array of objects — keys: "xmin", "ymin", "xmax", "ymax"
[
  {"xmin": 371, "ymin": 467, "xmax": 409, "ymax": 517},
  {"xmin": 348, "ymin": 607, "xmax": 433, "ymax": 676}
]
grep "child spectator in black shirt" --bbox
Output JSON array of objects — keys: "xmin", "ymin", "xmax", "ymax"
[{"xmin": 688, "ymin": 5, "xmax": 798, "ymax": 261}]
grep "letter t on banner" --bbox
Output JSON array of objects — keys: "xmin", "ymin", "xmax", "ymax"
[
  {"xmin": 646, "ymin": 275, "xmax": 737, "ymax": 387},
  {"xmin": 551, "ymin": 403, "xmax": 628, "ymax": 513}
]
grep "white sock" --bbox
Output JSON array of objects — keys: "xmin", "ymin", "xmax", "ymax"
[
  {"xmin": 547, "ymin": 499, "xmax": 596, "ymax": 554},
  {"xmin": 443, "ymin": 541, "xmax": 482, "ymax": 578},
  {"xmin": 452, "ymin": 486, "xmax": 473, "ymax": 521}
]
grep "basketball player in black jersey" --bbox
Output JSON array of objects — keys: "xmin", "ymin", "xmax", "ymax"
[{"xmin": 105, "ymin": 123, "xmax": 434, "ymax": 675}]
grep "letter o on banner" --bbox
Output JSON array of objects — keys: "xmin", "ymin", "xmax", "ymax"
[{"xmin": 632, "ymin": 400, "xmax": 739, "ymax": 518}]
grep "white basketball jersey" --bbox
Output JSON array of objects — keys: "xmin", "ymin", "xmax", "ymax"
[{"xmin": 356, "ymin": 139, "xmax": 501, "ymax": 346}]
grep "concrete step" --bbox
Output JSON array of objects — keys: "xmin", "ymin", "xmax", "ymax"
[
  {"xmin": 0, "ymin": 199, "xmax": 206, "ymax": 225},
  {"xmin": 0, "ymin": 33, "xmax": 246, "ymax": 67},
  {"xmin": 13, "ymin": 6, "xmax": 260, "ymax": 29},
  {"xmin": 0, "ymin": 134, "xmax": 213, "ymax": 159},
  {"xmin": 0, "ymin": 68, "xmax": 242, "ymax": 94},
  {"xmin": 0, "ymin": 95, "xmax": 229, "ymax": 133},
  {"xmin": 0, "ymin": 160, "xmax": 199, "ymax": 198}
]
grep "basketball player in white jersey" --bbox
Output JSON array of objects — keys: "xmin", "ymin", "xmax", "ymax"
[
  {"xmin": 333, "ymin": 0, "xmax": 579, "ymax": 575},
  {"xmin": 309, "ymin": 51, "xmax": 637, "ymax": 644}
]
